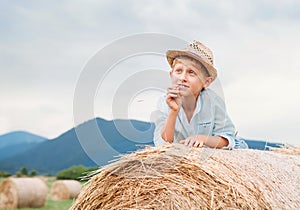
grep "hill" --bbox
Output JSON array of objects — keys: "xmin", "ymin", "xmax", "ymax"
[
  {"xmin": 0, "ymin": 118, "xmax": 154, "ymax": 175},
  {"xmin": 0, "ymin": 131, "xmax": 47, "ymax": 161}
]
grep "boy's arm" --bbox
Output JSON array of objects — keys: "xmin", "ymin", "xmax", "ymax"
[
  {"xmin": 159, "ymin": 84, "xmax": 182, "ymax": 143},
  {"xmin": 160, "ymin": 109, "xmax": 179, "ymax": 143},
  {"xmin": 180, "ymin": 135, "xmax": 228, "ymax": 148},
  {"xmin": 153, "ymin": 96, "xmax": 175, "ymax": 146},
  {"xmin": 153, "ymin": 85, "xmax": 182, "ymax": 145},
  {"xmin": 206, "ymin": 136, "xmax": 229, "ymax": 148}
]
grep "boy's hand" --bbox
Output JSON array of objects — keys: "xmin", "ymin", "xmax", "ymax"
[
  {"xmin": 179, "ymin": 135, "xmax": 208, "ymax": 147},
  {"xmin": 166, "ymin": 84, "xmax": 182, "ymax": 112}
]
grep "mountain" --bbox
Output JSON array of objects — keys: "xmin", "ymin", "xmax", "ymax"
[
  {"xmin": 0, "ymin": 131, "xmax": 47, "ymax": 161},
  {"xmin": 0, "ymin": 118, "xmax": 154, "ymax": 175},
  {"xmin": 0, "ymin": 118, "xmax": 281, "ymax": 175}
]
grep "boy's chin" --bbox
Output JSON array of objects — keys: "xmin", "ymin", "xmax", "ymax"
[{"xmin": 180, "ymin": 91, "xmax": 193, "ymax": 97}]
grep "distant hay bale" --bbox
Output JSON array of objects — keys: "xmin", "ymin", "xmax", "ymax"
[
  {"xmin": 50, "ymin": 180, "xmax": 82, "ymax": 200},
  {"xmin": 0, "ymin": 177, "xmax": 48, "ymax": 209},
  {"xmin": 70, "ymin": 144, "xmax": 300, "ymax": 210}
]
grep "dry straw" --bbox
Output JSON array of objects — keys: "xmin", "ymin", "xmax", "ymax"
[
  {"xmin": 268, "ymin": 144, "xmax": 300, "ymax": 156},
  {"xmin": 0, "ymin": 177, "xmax": 48, "ymax": 209},
  {"xmin": 70, "ymin": 144, "xmax": 300, "ymax": 210},
  {"xmin": 51, "ymin": 180, "xmax": 82, "ymax": 200}
]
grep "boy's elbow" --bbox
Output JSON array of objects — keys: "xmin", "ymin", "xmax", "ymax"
[
  {"xmin": 216, "ymin": 136, "xmax": 229, "ymax": 149},
  {"xmin": 160, "ymin": 131, "xmax": 174, "ymax": 144},
  {"xmin": 216, "ymin": 135, "xmax": 235, "ymax": 149},
  {"xmin": 154, "ymin": 135, "xmax": 170, "ymax": 146}
]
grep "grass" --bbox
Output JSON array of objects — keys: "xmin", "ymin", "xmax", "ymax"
[
  {"xmin": 20, "ymin": 199, "xmax": 74, "ymax": 210},
  {"xmin": 0, "ymin": 176, "xmax": 77, "ymax": 210}
]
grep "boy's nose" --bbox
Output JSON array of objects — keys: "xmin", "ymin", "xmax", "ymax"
[{"xmin": 178, "ymin": 72, "xmax": 187, "ymax": 81}]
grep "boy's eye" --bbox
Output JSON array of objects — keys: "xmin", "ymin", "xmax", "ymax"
[
  {"xmin": 174, "ymin": 69, "xmax": 182, "ymax": 73},
  {"xmin": 189, "ymin": 70, "xmax": 195, "ymax": 75}
]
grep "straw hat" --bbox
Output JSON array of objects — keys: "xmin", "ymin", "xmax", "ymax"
[{"xmin": 166, "ymin": 40, "xmax": 217, "ymax": 81}]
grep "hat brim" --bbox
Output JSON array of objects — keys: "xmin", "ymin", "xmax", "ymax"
[{"xmin": 166, "ymin": 50, "xmax": 217, "ymax": 81}]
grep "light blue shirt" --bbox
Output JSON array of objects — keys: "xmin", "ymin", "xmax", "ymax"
[{"xmin": 153, "ymin": 88, "xmax": 236, "ymax": 149}]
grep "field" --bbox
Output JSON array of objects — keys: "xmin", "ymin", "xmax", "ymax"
[{"xmin": 0, "ymin": 177, "xmax": 76, "ymax": 210}]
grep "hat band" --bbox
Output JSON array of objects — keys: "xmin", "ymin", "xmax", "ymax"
[{"xmin": 187, "ymin": 51, "xmax": 212, "ymax": 66}]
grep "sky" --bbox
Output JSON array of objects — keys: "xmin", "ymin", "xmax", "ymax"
[{"xmin": 1, "ymin": 0, "xmax": 300, "ymax": 145}]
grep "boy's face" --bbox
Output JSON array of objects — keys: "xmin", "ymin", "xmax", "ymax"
[{"xmin": 170, "ymin": 57, "xmax": 212, "ymax": 98}]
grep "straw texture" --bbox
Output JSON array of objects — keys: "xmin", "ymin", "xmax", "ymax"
[
  {"xmin": 70, "ymin": 144, "xmax": 300, "ymax": 210},
  {"xmin": 51, "ymin": 180, "xmax": 82, "ymax": 200},
  {"xmin": 269, "ymin": 144, "xmax": 300, "ymax": 156},
  {"xmin": 0, "ymin": 177, "xmax": 48, "ymax": 209}
]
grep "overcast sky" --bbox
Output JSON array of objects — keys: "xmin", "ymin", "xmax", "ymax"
[{"xmin": 1, "ymin": 0, "xmax": 300, "ymax": 145}]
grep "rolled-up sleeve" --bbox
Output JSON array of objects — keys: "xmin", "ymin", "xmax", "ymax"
[{"xmin": 211, "ymin": 94, "xmax": 236, "ymax": 149}]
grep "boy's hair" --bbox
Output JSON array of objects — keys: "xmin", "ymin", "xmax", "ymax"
[{"xmin": 172, "ymin": 55, "xmax": 210, "ymax": 77}]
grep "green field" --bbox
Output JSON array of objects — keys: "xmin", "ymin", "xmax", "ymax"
[{"xmin": 0, "ymin": 177, "xmax": 76, "ymax": 210}]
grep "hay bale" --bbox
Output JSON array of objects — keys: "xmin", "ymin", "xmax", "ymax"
[
  {"xmin": 269, "ymin": 144, "xmax": 300, "ymax": 156},
  {"xmin": 70, "ymin": 144, "xmax": 300, "ymax": 210},
  {"xmin": 0, "ymin": 177, "xmax": 48, "ymax": 209},
  {"xmin": 50, "ymin": 180, "xmax": 82, "ymax": 200}
]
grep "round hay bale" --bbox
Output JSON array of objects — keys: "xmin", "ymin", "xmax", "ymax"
[
  {"xmin": 0, "ymin": 177, "xmax": 48, "ymax": 209},
  {"xmin": 50, "ymin": 180, "xmax": 82, "ymax": 200},
  {"xmin": 269, "ymin": 144, "xmax": 300, "ymax": 156},
  {"xmin": 70, "ymin": 144, "xmax": 300, "ymax": 210}
]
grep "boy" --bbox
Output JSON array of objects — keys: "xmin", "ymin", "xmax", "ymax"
[{"xmin": 154, "ymin": 40, "xmax": 246, "ymax": 149}]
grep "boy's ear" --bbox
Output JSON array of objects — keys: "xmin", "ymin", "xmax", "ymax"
[
  {"xmin": 204, "ymin": 77, "xmax": 213, "ymax": 88},
  {"xmin": 169, "ymin": 69, "xmax": 173, "ymax": 77}
]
